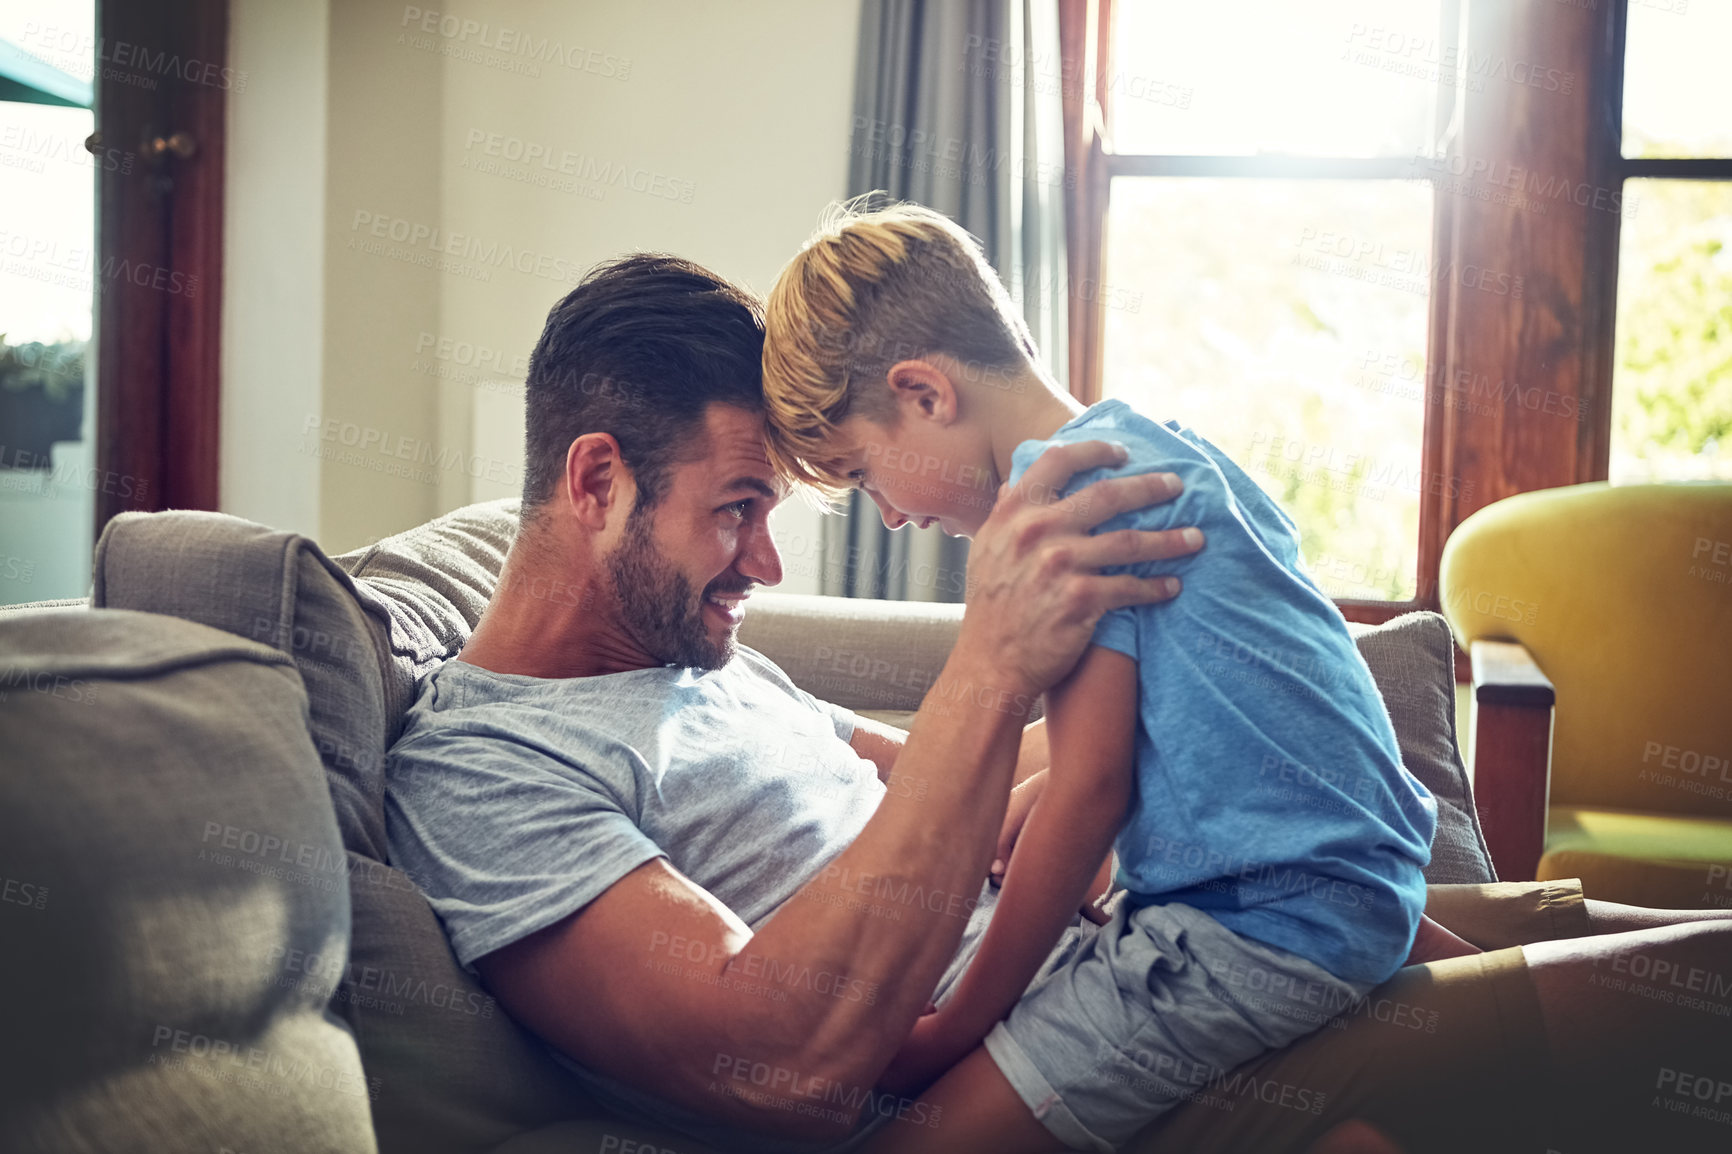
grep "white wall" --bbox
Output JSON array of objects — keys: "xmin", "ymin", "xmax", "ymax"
[
  {"xmin": 220, "ymin": 0, "xmax": 327, "ymax": 540},
  {"xmin": 222, "ymin": 0, "xmax": 856, "ymax": 590}
]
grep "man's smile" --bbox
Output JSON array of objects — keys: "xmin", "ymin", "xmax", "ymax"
[{"xmin": 703, "ymin": 586, "xmax": 752, "ymax": 624}]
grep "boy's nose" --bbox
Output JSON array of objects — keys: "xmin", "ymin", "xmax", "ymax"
[{"xmin": 866, "ymin": 489, "xmax": 907, "ymax": 530}]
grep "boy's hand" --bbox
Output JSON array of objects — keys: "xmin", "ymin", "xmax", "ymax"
[
  {"xmin": 878, "ymin": 1003, "xmax": 965, "ymax": 1098},
  {"xmin": 990, "ymin": 770, "xmax": 1048, "ymax": 886},
  {"xmin": 959, "ymin": 440, "xmax": 1202, "ymax": 702},
  {"xmin": 1404, "ymin": 914, "xmax": 1482, "ymax": 965}
]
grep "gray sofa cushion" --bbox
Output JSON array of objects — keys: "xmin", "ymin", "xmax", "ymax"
[
  {"xmin": 89, "ymin": 503, "xmax": 597, "ymax": 1153},
  {"xmin": 338, "ymin": 853, "xmax": 601, "ymax": 1154},
  {"xmin": 93, "ymin": 510, "xmax": 393, "ymax": 860},
  {"xmin": 330, "ymin": 497, "xmax": 519, "ymax": 732},
  {"xmin": 1353, "ymin": 612, "xmax": 1497, "ymax": 885},
  {"xmin": 0, "ymin": 609, "xmax": 374, "ymax": 1154},
  {"xmin": 738, "ymin": 592, "xmax": 969, "ymax": 714}
]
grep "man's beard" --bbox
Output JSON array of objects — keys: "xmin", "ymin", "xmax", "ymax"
[{"xmin": 607, "ymin": 505, "xmax": 746, "ymax": 670}]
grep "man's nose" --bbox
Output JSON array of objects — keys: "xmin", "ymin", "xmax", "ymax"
[
  {"xmin": 740, "ymin": 516, "xmax": 783, "ymax": 587},
  {"xmin": 866, "ymin": 488, "xmax": 908, "ymax": 530}
]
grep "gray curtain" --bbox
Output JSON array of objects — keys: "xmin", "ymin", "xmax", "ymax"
[{"xmin": 820, "ymin": 0, "xmax": 1070, "ymax": 602}]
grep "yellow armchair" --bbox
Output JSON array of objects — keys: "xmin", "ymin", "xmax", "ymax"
[{"xmin": 1440, "ymin": 481, "xmax": 1732, "ymax": 908}]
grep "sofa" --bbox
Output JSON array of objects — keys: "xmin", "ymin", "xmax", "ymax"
[{"xmin": 0, "ymin": 499, "xmax": 1498, "ymax": 1154}]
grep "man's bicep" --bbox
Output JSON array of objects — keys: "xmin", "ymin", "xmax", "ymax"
[{"xmin": 474, "ymin": 856, "xmax": 754, "ymax": 1094}]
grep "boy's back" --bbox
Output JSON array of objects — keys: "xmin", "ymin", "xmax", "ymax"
[{"xmin": 1006, "ymin": 398, "xmax": 1437, "ymax": 985}]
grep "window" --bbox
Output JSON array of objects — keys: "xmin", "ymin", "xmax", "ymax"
[
  {"xmin": 1610, "ymin": 2, "xmax": 1732, "ymax": 483},
  {"xmin": 0, "ymin": 3, "xmax": 97, "ymax": 604},
  {"xmin": 1065, "ymin": 0, "xmax": 1726, "ymax": 623},
  {"xmin": 1081, "ymin": 0, "xmax": 1456, "ymax": 613}
]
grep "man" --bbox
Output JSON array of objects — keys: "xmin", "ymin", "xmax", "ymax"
[{"xmin": 383, "ymin": 254, "xmax": 1202, "ymax": 1151}]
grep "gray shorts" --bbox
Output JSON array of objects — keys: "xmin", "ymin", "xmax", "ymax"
[{"xmin": 982, "ymin": 897, "xmax": 1372, "ymax": 1152}]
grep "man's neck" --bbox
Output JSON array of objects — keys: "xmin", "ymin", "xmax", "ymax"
[
  {"xmin": 986, "ymin": 365, "xmax": 1090, "ymax": 485},
  {"xmin": 460, "ymin": 537, "xmax": 657, "ymax": 680}
]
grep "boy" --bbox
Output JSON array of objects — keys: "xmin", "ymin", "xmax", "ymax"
[{"xmin": 759, "ymin": 201, "xmax": 1443, "ymax": 1151}]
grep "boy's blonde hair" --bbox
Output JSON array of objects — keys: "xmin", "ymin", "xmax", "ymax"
[{"xmin": 762, "ymin": 197, "xmax": 1038, "ymax": 493}]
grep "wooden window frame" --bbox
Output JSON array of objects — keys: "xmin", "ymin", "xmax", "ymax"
[{"xmin": 1061, "ymin": 0, "xmax": 1725, "ymax": 627}]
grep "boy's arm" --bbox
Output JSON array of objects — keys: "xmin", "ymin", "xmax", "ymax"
[{"xmin": 881, "ymin": 645, "xmax": 1137, "ymax": 1093}]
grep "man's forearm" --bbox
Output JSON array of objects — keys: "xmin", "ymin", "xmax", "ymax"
[{"xmin": 727, "ymin": 645, "xmax": 1033, "ymax": 1098}]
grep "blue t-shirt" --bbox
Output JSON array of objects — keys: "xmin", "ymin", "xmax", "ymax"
[{"xmin": 1007, "ymin": 400, "xmax": 1436, "ymax": 984}]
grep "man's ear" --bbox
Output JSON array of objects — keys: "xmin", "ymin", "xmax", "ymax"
[
  {"xmin": 563, "ymin": 433, "xmax": 633, "ymax": 531},
  {"xmin": 885, "ymin": 359, "xmax": 959, "ymax": 425}
]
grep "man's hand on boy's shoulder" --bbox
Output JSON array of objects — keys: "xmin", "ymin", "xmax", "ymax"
[{"xmin": 957, "ymin": 440, "xmax": 1204, "ymax": 701}]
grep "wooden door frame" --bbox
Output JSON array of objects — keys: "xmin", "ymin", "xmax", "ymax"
[{"xmin": 94, "ymin": 0, "xmax": 228, "ymax": 527}]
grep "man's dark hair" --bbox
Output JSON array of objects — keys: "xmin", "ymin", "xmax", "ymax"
[{"xmin": 521, "ymin": 254, "xmax": 766, "ymax": 522}]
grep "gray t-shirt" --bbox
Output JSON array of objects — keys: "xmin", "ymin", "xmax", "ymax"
[{"xmin": 384, "ymin": 646, "xmax": 883, "ymax": 969}]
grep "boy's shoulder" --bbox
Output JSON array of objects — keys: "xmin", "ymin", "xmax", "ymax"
[{"xmin": 1008, "ymin": 400, "xmax": 1226, "ymax": 500}]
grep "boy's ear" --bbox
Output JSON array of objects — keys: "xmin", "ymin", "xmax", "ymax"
[{"xmin": 886, "ymin": 358, "xmax": 959, "ymax": 425}]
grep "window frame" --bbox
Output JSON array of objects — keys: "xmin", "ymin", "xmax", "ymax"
[{"xmin": 1063, "ymin": 0, "xmax": 1726, "ymax": 626}]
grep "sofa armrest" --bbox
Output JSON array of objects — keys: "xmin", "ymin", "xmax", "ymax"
[
  {"xmin": 737, "ymin": 592, "xmax": 965, "ymax": 715},
  {"xmin": 1469, "ymin": 640, "xmax": 1555, "ymax": 882}
]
